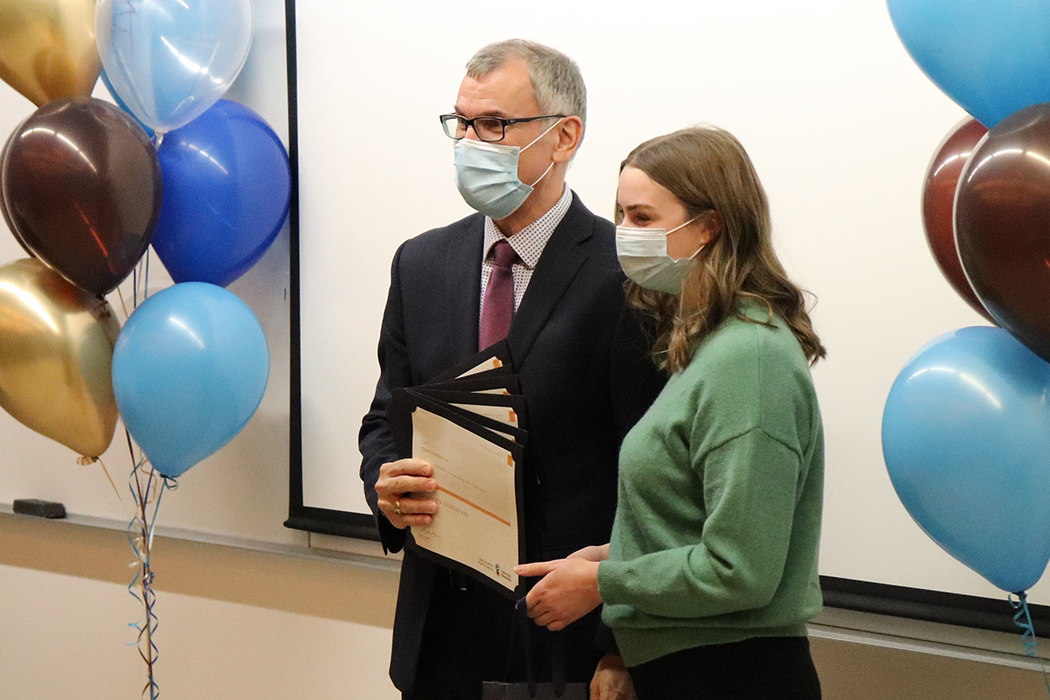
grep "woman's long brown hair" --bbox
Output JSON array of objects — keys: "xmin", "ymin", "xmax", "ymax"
[{"xmin": 617, "ymin": 126, "xmax": 826, "ymax": 373}]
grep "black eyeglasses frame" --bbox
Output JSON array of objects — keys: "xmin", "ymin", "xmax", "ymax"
[{"xmin": 439, "ymin": 113, "xmax": 567, "ymax": 143}]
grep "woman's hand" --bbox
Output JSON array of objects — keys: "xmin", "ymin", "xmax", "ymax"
[
  {"xmin": 568, "ymin": 543, "xmax": 610, "ymax": 562},
  {"xmin": 515, "ymin": 558, "xmax": 602, "ymax": 631}
]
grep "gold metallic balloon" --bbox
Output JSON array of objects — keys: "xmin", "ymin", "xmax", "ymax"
[
  {"xmin": 0, "ymin": 0, "xmax": 100, "ymax": 106},
  {"xmin": 0, "ymin": 258, "xmax": 119, "ymax": 457}
]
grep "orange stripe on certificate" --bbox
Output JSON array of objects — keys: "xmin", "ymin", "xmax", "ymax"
[{"xmin": 437, "ymin": 486, "xmax": 511, "ymax": 527}]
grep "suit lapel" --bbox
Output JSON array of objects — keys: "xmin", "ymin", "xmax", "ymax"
[
  {"xmin": 444, "ymin": 215, "xmax": 484, "ymax": 362},
  {"xmin": 507, "ymin": 194, "xmax": 595, "ymax": 368}
]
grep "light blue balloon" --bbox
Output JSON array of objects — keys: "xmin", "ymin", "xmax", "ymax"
[
  {"xmin": 99, "ymin": 68, "xmax": 155, "ymax": 140},
  {"xmin": 883, "ymin": 326, "xmax": 1050, "ymax": 593},
  {"xmin": 887, "ymin": 0, "xmax": 1050, "ymax": 127},
  {"xmin": 95, "ymin": 0, "xmax": 253, "ymax": 133},
  {"xmin": 112, "ymin": 282, "xmax": 269, "ymax": 478}
]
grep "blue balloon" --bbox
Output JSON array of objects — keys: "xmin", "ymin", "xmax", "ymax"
[
  {"xmin": 151, "ymin": 100, "xmax": 291, "ymax": 287},
  {"xmin": 112, "ymin": 282, "xmax": 269, "ymax": 478},
  {"xmin": 95, "ymin": 0, "xmax": 253, "ymax": 133},
  {"xmin": 887, "ymin": 0, "xmax": 1050, "ymax": 127},
  {"xmin": 883, "ymin": 326, "xmax": 1050, "ymax": 593}
]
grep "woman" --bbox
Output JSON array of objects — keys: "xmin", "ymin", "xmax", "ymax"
[{"xmin": 516, "ymin": 125, "xmax": 826, "ymax": 699}]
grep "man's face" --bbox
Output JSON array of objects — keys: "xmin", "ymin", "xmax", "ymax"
[{"xmin": 454, "ymin": 57, "xmax": 556, "ymax": 188}]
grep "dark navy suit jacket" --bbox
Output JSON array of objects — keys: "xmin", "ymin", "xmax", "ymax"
[{"xmin": 359, "ymin": 193, "xmax": 665, "ymax": 695}]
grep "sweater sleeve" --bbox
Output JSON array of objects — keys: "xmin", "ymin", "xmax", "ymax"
[{"xmin": 597, "ymin": 427, "xmax": 802, "ymax": 618}]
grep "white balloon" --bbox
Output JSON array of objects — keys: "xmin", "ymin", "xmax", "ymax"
[{"xmin": 95, "ymin": 0, "xmax": 254, "ymax": 133}]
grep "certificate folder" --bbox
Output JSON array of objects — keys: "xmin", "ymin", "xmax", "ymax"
[
  {"xmin": 390, "ymin": 340, "xmax": 527, "ymax": 599},
  {"xmin": 426, "ymin": 338, "xmax": 514, "ymax": 385},
  {"xmin": 400, "ymin": 389, "xmax": 528, "ymax": 446},
  {"xmin": 408, "ymin": 388, "xmax": 527, "ymax": 432},
  {"xmin": 425, "ymin": 372, "xmax": 522, "ymax": 396}
]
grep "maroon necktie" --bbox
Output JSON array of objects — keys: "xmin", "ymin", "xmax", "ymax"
[{"xmin": 479, "ymin": 239, "xmax": 517, "ymax": 348}]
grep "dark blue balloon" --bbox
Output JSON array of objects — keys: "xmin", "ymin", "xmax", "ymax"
[
  {"xmin": 883, "ymin": 326, "xmax": 1050, "ymax": 593},
  {"xmin": 112, "ymin": 282, "xmax": 270, "ymax": 478},
  {"xmin": 152, "ymin": 100, "xmax": 290, "ymax": 287}
]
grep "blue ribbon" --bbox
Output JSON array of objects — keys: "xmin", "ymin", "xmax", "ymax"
[
  {"xmin": 1009, "ymin": 592, "xmax": 1050, "ymax": 697},
  {"xmin": 125, "ymin": 455, "xmax": 176, "ymax": 700}
]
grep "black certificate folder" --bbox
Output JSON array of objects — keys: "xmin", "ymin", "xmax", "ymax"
[
  {"xmin": 425, "ymin": 338, "xmax": 514, "ymax": 385},
  {"xmin": 390, "ymin": 341, "xmax": 527, "ymax": 599}
]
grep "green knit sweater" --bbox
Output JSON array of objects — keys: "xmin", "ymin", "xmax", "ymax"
[{"xmin": 597, "ymin": 304, "xmax": 824, "ymax": 667}]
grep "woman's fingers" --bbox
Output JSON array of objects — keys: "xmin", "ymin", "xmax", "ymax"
[{"xmin": 514, "ymin": 559, "xmax": 563, "ymax": 578}]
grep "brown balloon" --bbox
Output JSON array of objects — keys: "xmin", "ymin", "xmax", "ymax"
[
  {"xmin": 0, "ymin": 0, "xmax": 101, "ymax": 106},
  {"xmin": 0, "ymin": 129, "xmax": 32, "ymax": 257},
  {"xmin": 922, "ymin": 117, "xmax": 993, "ymax": 322},
  {"xmin": 0, "ymin": 258, "xmax": 119, "ymax": 457},
  {"xmin": 956, "ymin": 102, "xmax": 1050, "ymax": 363},
  {"xmin": 2, "ymin": 96, "xmax": 162, "ymax": 296}
]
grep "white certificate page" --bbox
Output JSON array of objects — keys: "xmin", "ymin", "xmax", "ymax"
[{"xmin": 410, "ymin": 407, "xmax": 520, "ymax": 591}]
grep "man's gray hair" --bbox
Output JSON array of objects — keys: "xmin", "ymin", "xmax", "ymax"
[{"xmin": 466, "ymin": 39, "xmax": 587, "ymax": 130}]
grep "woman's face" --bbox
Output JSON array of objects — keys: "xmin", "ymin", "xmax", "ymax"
[{"xmin": 616, "ymin": 166, "xmax": 714, "ymax": 260}]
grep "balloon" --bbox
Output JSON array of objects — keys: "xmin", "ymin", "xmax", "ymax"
[
  {"xmin": 95, "ymin": 0, "xmax": 253, "ymax": 134},
  {"xmin": 887, "ymin": 0, "xmax": 1050, "ymax": 127},
  {"xmin": 0, "ymin": 258, "xmax": 119, "ymax": 457},
  {"xmin": 99, "ymin": 68, "xmax": 155, "ymax": 140},
  {"xmin": 112, "ymin": 282, "xmax": 269, "ymax": 478},
  {"xmin": 1, "ymin": 96, "xmax": 162, "ymax": 296},
  {"xmin": 0, "ymin": 129, "xmax": 31, "ymax": 258},
  {"xmin": 152, "ymin": 100, "xmax": 290, "ymax": 287},
  {"xmin": 921, "ymin": 116, "xmax": 992, "ymax": 321},
  {"xmin": 956, "ymin": 102, "xmax": 1050, "ymax": 364},
  {"xmin": 883, "ymin": 326, "xmax": 1050, "ymax": 593},
  {"xmin": 0, "ymin": 0, "xmax": 100, "ymax": 106}
]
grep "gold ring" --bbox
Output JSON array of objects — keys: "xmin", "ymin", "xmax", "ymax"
[{"xmin": 395, "ymin": 499, "xmax": 402, "ymax": 516}]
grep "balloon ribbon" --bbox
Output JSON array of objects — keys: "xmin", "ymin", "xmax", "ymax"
[
  {"xmin": 125, "ymin": 434, "xmax": 178, "ymax": 700},
  {"xmin": 115, "ymin": 245, "xmax": 166, "ymax": 698},
  {"xmin": 1009, "ymin": 592, "xmax": 1050, "ymax": 697}
]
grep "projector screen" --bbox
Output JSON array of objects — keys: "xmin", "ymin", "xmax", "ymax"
[{"xmin": 288, "ymin": 0, "xmax": 1050, "ymax": 626}]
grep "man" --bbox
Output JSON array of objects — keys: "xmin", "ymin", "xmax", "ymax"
[{"xmin": 359, "ymin": 39, "xmax": 665, "ymax": 700}]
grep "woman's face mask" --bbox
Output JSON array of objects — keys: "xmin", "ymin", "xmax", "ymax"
[{"xmin": 615, "ymin": 216, "xmax": 703, "ymax": 294}]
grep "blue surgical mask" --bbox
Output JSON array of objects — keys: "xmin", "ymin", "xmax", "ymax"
[
  {"xmin": 453, "ymin": 120, "xmax": 561, "ymax": 219},
  {"xmin": 615, "ymin": 217, "xmax": 703, "ymax": 294}
]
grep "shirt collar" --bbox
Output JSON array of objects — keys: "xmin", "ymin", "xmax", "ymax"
[{"xmin": 483, "ymin": 186, "xmax": 573, "ymax": 269}]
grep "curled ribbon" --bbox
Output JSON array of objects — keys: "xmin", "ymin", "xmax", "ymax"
[
  {"xmin": 1009, "ymin": 592, "xmax": 1050, "ymax": 697},
  {"xmin": 124, "ymin": 443, "xmax": 176, "ymax": 700}
]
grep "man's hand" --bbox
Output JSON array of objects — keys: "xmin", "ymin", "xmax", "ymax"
[
  {"xmin": 515, "ymin": 558, "xmax": 602, "ymax": 631},
  {"xmin": 375, "ymin": 458, "xmax": 438, "ymax": 529},
  {"xmin": 590, "ymin": 653, "xmax": 636, "ymax": 700}
]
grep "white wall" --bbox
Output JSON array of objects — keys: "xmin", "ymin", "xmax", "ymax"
[
  {"xmin": 0, "ymin": 512, "xmax": 401, "ymax": 699},
  {"xmin": 5, "ymin": 511, "xmax": 1050, "ymax": 700}
]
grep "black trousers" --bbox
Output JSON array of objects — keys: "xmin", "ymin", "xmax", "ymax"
[
  {"xmin": 403, "ymin": 571, "xmax": 603, "ymax": 700},
  {"xmin": 629, "ymin": 636, "xmax": 821, "ymax": 700}
]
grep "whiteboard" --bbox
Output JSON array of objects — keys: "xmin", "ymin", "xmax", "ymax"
[
  {"xmin": 0, "ymin": 0, "xmax": 300, "ymax": 547},
  {"xmin": 292, "ymin": 0, "xmax": 1050, "ymax": 610}
]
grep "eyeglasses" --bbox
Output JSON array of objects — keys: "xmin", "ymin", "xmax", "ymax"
[{"xmin": 439, "ymin": 113, "xmax": 566, "ymax": 143}]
